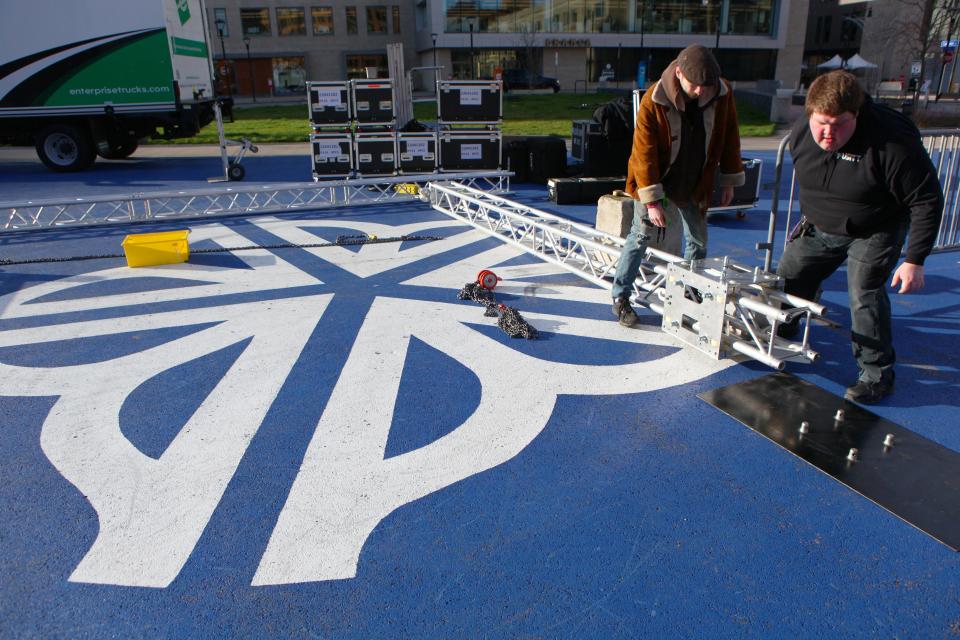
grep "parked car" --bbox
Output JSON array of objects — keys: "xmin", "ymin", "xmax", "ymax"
[{"xmin": 502, "ymin": 69, "xmax": 561, "ymax": 93}]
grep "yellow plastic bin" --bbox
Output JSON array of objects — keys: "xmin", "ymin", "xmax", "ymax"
[{"xmin": 121, "ymin": 230, "xmax": 191, "ymax": 268}]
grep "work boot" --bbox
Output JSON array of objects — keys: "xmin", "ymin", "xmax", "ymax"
[
  {"xmin": 844, "ymin": 371, "xmax": 895, "ymax": 405},
  {"xmin": 612, "ymin": 296, "xmax": 638, "ymax": 327}
]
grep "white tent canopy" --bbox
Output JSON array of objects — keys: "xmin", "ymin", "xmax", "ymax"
[
  {"xmin": 817, "ymin": 54, "xmax": 844, "ymax": 70},
  {"xmin": 844, "ymin": 53, "xmax": 878, "ymax": 70}
]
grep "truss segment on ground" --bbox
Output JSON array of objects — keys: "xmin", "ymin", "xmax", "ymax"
[
  {"xmin": 426, "ymin": 181, "xmax": 826, "ymax": 370},
  {"xmin": 0, "ymin": 172, "xmax": 510, "ymax": 232}
]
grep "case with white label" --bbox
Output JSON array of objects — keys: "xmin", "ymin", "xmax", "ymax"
[
  {"xmin": 351, "ymin": 79, "xmax": 395, "ymax": 127},
  {"xmin": 437, "ymin": 81, "xmax": 502, "ymax": 125},
  {"xmin": 438, "ymin": 131, "xmax": 501, "ymax": 172},
  {"xmin": 310, "ymin": 133, "xmax": 353, "ymax": 178},
  {"xmin": 396, "ymin": 132, "xmax": 437, "ymax": 174},
  {"xmin": 353, "ymin": 132, "xmax": 397, "ymax": 176},
  {"xmin": 308, "ymin": 81, "xmax": 351, "ymax": 127}
]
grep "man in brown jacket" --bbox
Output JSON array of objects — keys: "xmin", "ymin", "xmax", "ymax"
[{"xmin": 612, "ymin": 45, "xmax": 745, "ymax": 326}]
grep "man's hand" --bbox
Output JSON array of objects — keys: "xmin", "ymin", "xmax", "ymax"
[
  {"xmin": 646, "ymin": 202, "xmax": 666, "ymax": 227},
  {"xmin": 719, "ymin": 185, "xmax": 735, "ymax": 207},
  {"xmin": 891, "ymin": 262, "xmax": 925, "ymax": 293}
]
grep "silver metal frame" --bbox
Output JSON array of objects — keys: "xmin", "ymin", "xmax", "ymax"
[
  {"xmin": 425, "ymin": 181, "xmax": 825, "ymax": 370},
  {"xmin": 0, "ymin": 173, "xmax": 510, "ymax": 232}
]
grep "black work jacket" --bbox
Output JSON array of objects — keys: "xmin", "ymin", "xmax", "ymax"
[{"xmin": 789, "ymin": 99, "xmax": 943, "ymax": 264}]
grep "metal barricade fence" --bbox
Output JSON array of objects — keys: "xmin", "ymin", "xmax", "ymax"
[{"xmin": 764, "ymin": 128, "xmax": 960, "ymax": 271}]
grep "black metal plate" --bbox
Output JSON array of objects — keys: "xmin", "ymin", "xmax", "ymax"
[{"xmin": 699, "ymin": 372, "xmax": 960, "ymax": 551}]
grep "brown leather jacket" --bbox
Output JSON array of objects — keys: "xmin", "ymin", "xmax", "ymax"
[{"xmin": 625, "ymin": 61, "xmax": 745, "ymax": 213}]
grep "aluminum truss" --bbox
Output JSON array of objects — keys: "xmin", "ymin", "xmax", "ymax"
[
  {"xmin": 426, "ymin": 181, "xmax": 826, "ymax": 370},
  {"xmin": 0, "ymin": 171, "xmax": 510, "ymax": 232}
]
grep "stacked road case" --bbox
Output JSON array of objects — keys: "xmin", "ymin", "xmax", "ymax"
[
  {"xmin": 436, "ymin": 80, "xmax": 502, "ymax": 172},
  {"xmin": 307, "ymin": 78, "xmax": 399, "ymax": 180},
  {"xmin": 397, "ymin": 132, "xmax": 437, "ymax": 174},
  {"xmin": 308, "ymin": 81, "xmax": 354, "ymax": 179},
  {"xmin": 351, "ymin": 79, "xmax": 397, "ymax": 177},
  {"xmin": 307, "ymin": 78, "xmax": 505, "ymax": 179}
]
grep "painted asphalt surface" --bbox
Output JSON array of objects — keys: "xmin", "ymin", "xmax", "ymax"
[{"xmin": 1, "ymin": 148, "xmax": 959, "ymax": 638}]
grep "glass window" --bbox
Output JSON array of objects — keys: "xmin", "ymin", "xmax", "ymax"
[
  {"xmin": 273, "ymin": 56, "xmax": 307, "ymax": 94},
  {"xmin": 726, "ymin": 0, "xmax": 774, "ymax": 36},
  {"xmin": 346, "ymin": 6, "xmax": 358, "ymax": 34},
  {"xmin": 240, "ymin": 8, "xmax": 271, "ymax": 35},
  {"xmin": 392, "ymin": 5, "xmax": 401, "ymax": 33},
  {"xmin": 442, "ymin": 0, "xmax": 769, "ymax": 35},
  {"xmin": 346, "ymin": 54, "xmax": 388, "ymax": 78},
  {"xmin": 445, "ymin": 0, "xmax": 472, "ymax": 32},
  {"xmin": 277, "ymin": 7, "xmax": 306, "ymax": 35},
  {"xmin": 312, "ymin": 6, "xmax": 334, "ymax": 34},
  {"xmin": 367, "ymin": 6, "xmax": 388, "ymax": 33},
  {"xmin": 213, "ymin": 8, "xmax": 229, "ymax": 36}
]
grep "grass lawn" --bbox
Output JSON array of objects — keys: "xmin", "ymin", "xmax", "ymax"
[{"xmin": 159, "ymin": 91, "xmax": 775, "ymax": 144}]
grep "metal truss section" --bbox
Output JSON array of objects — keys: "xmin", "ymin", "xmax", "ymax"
[
  {"xmin": 426, "ymin": 181, "xmax": 825, "ymax": 370},
  {"xmin": 426, "ymin": 180, "xmax": 629, "ymax": 289},
  {"xmin": 0, "ymin": 172, "xmax": 510, "ymax": 233},
  {"xmin": 660, "ymin": 257, "xmax": 826, "ymax": 370}
]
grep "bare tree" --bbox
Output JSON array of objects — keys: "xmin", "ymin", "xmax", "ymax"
[
  {"xmin": 866, "ymin": 0, "xmax": 959, "ymax": 109},
  {"xmin": 516, "ymin": 23, "xmax": 539, "ymax": 88}
]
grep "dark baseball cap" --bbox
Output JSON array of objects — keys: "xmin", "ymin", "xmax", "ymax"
[{"xmin": 677, "ymin": 44, "xmax": 720, "ymax": 86}]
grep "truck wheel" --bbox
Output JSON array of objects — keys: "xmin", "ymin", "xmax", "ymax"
[
  {"xmin": 99, "ymin": 139, "xmax": 139, "ymax": 160},
  {"xmin": 35, "ymin": 124, "xmax": 96, "ymax": 172},
  {"xmin": 227, "ymin": 162, "xmax": 245, "ymax": 181}
]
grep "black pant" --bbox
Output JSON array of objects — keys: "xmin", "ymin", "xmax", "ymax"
[{"xmin": 776, "ymin": 220, "xmax": 907, "ymax": 383}]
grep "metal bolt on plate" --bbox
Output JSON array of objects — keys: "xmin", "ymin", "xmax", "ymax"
[
  {"xmin": 799, "ymin": 421, "xmax": 810, "ymax": 434},
  {"xmin": 847, "ymin": 447, "xmax": 858, "ymax": 462},
  {"xmin": 834, "ymin": 409, "xmax": 845, "ymax": 421},
  {"xmin": 883, "ymin": 434, "xmax": 895, "ymax": 448}
]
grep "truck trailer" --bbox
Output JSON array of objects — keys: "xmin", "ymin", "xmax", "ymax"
[{"xmin": 0, "ymin": 0, "xmax": 222, "ymax": 172}]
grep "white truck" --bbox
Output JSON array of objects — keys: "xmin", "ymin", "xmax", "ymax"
[{"xmin": 0, "ymin": 0, "xmax": 223, "ymax": 172}]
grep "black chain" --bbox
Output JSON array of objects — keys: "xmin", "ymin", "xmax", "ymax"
[
  {"xmin": 457, "ymin": 281, "xmax": 539, "ymax": 340},
  {"xmin": 0, "ymin": 234, "xmax": 442, "ymax": 266}
]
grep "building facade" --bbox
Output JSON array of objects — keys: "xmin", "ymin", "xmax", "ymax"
[
  {"xmin": 205, "ymin": 0, "xmax": 809, "ymax": 97},
  {"xmin": 207, "ymin": 1, "xmax": 418, "ymax": 99},
  {"xmin": 801, "ymin": 0, "xmax": 867, "ymax": 86}
]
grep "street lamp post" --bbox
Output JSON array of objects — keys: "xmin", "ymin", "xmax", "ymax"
[
  {"xmin": 637, "ymin": 0, "xmax": 648, "ymax": 88},
  {"xmin": 431, "ymin": 32, "xmax": 438, "ymax": 68},
  {"xmin": 243, "ymin": 35, "xmax": 256, "ymax": 102},
  {"xmin": 938, "ymin": 16, "xmax": 958, "ymax": 99},
  {"xmin": 215, "ymin": 19, "xmax": 231, "ymax": 97},
  {"xmin": 617, "ymin": 41, "xmax": 622, "ymax": 89},
  {"xmin": 468, "ymin": 22, "xmax": 475, "ymax": 80},
  {"xmin": 704, "ymin": 0, "xmax": 722, "ymax": 50},
  {"xmin": 715, "ymin": 0, "xmax": 723, "ymax": 50}
]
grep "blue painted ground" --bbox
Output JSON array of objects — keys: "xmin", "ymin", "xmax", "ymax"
[{"xmin": 1, "ymin": 150, "xmax": 959, "ymax": 639}]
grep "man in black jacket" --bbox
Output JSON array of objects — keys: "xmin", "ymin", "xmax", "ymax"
[{"xmin": 778, "ymin": 71, "xmax": 943, "ymax": 404}]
